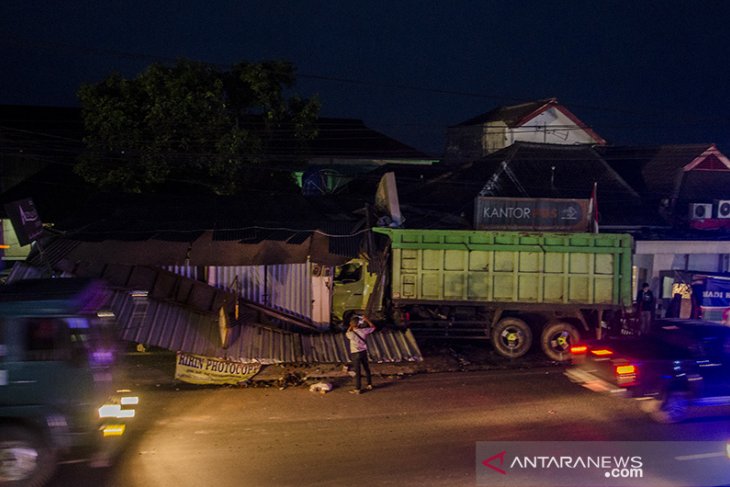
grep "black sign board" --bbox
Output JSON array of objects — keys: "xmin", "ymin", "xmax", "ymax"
[
  {"xmin": 4, "ymin": 198, "xmax": 44, "ymax": 246},
  {"xmin": 474, "ymin": 197, "xmax": 590, "ymax": 231}
]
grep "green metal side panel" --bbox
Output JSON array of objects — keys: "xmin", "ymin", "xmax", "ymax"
[{"xmin": 373, "ymin": 228, "xmax": 633, "ymax": 307}]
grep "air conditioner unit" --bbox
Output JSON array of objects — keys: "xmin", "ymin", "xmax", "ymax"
[
  {"xmin": 717, "ymin": 200, "xmax": 730, "ymax": 219},
  {"xmin": 690, "ymin": 203, "xmax": 713, "ymax": 220}
]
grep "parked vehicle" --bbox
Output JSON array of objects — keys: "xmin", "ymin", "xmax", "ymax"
[
  {"xmin": 565, "ymin": 318, "xmax": 730, "ymax": 423},
  {"xmin": 0, "ymin": 278, "xmax": 138, "ymax": 487},
  {"xmin": 658, "ymin": 270, "xmax": 730, "ymax": 323},
  {"xmin": 332, "ymin": 228, "xmax": 633, "ymax": 361}
]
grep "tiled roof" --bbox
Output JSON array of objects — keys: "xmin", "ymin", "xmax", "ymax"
[
  {"xmin": 408, "ymin": 142, "xmax": 648, "ymax": 226},
  {"xmin": 53, "ymin": 192, "xmax": 355, "ymax": 239},
  {"xmin": 676, "ymin": 171, "xmax": 730, "ymax": 203},
  {"xmin": 310, "ymin": 118, "xmax": 434, "ymax": 160},
  {"xmin": 599, "ymin": 144, "xmax": 714, "ymax": 199},
  {"xmin": 27, "ymin": 192, "xmax": 365, "ymax": 266},
  {"xmin": 453, "ymin": 98, "xmax": 557, "ymax": 127}
]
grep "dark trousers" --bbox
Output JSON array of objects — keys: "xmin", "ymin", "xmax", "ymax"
[
  {"xmin": 639, "ymin": 310, "xmax": 653, "ymax": 335},
  {"xmin": 351, "ymin": 350, "xmax": 371, "ymax": 390}
]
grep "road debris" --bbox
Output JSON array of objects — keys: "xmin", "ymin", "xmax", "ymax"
[{"xmin": 309, "ymin": 382, "xmax": 333, "ymax": 394}]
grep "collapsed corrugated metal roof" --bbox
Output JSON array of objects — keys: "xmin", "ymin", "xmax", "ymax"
[{"xmin": 110, "ymin": 290, "xmax": 422, "ymax": 364}]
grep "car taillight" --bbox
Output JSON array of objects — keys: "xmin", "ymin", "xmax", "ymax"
[
  {"xmin": 615, "ymin": 364, "xmax": 635, "ymax": 375},
  {"xmin": 615, "ymin": 363, "xmax": 638, "ymax": 387},
  {"xmin": 591, "ymin": 348, "xmax": 613, "ymax": 357},
  {"xmin": 570, "ymin": 345, "xmax": 587, "ymax": 354}
]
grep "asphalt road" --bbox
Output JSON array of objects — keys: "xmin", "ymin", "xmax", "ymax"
[{"xmin": 51, "ymin": 367, "xmax": 730, "ymax": 487}]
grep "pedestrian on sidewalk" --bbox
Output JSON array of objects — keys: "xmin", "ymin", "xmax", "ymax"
[
  {"xmin": 636, "ymin": 282, "xmax": 655, "ymax": 335},
  {"xmin": 346, "ymin": 314, "xmax": 376, "ymax": 394}
]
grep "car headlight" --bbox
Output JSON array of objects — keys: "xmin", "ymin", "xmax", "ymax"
[
  {"xmin": 98, "ymin": 404, "xmax": 135, "ymax": 419},
  {"xmin": 98, "ymin": 390, "xmax": 139, "ymax": 419}
]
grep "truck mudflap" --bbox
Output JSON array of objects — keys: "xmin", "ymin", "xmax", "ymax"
[{"xmin": 564, "ymin": 368, "xmax": 628, "ymax": 396}]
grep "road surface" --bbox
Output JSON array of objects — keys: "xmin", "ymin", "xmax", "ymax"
[{"xmin": 51, "ymin": 367, "xmax": 730, "ymax": 487}]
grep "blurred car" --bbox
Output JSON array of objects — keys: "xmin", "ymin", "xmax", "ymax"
[
  {"xmin": 565, "ymin": 318, "xmax": 730, "ymax": 423},
  {"xmin": 0, "ymin": 278, "xmax": 138, "ymax": 487}
]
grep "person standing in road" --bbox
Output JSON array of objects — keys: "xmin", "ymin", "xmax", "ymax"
[
  {"xmin": 346, "ymin": 315, "xmax": 376, "ymax": 394},
  {"xmin": 636, "ymin": 282, "xmax": 655, "ymax": 335}
]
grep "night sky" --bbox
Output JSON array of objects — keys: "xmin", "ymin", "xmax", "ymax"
[{"xmin": 2, "ymin": 0, "xmax": 730, "ymax": 156}]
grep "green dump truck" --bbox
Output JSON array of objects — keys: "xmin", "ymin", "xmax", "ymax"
[{"xmin": 332, "ymin": 228, "xmax": 633, "ymax": 361}]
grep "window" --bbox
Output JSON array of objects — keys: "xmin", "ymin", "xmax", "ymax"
[
  {"xmin": 335, "ymin": 262, "xmax": 362, "ymax": 283},
  {"xmin": 24, "ymin": 318, "xmax": 71, "ymax": 361}
]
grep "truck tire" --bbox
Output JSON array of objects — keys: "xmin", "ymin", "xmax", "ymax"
[
  {"xmin": 491, "ymin": 318, "xmax": 532, "ymax": 359},
  {"xmin": 540, "ymin": 322, "xmax": 580, "ymax": 362},
  {"xmin": 647, "ymin": 391, "xmax": 690, "ymax": 424},
  {"xmin": 0, "ymin": 425, "xmax": 57, "ymax": 487}
]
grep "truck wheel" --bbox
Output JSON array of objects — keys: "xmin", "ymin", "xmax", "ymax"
[
  {"xmin": 648, "ymin": 391, "xmax": 690, "ymax": 424},
  {"xmin": 491, "ymin": 318, "xmax": 532, "ymax": 359},
  {"xmin": 0, "ymin": 425, "xmax": 57, "ymax": 487},
  {"xmin": 541, "ymin": 322, "xmax": 580, "ymax": 362}
]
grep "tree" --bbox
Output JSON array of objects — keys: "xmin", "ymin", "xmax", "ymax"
[{"xmin": 75, "ymin": 59, "xmax": 320, "ymax": 194}]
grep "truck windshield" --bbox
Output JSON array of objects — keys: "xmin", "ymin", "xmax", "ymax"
[{"xmin": 335, "ymin": 263, "xmax": 362, "ymax": 283}]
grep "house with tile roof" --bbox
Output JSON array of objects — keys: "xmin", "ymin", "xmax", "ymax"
[{"xmin": 444, "ymin": 98, "xmax": 606, "ymax": 164}]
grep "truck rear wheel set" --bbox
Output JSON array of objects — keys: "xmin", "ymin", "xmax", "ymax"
[
  {"xmin": 540, "ymin": 322, "xmax": 580, "ymax": 362},
  {"xmin": 0, "ymin": 425, "xmax": 56, "ymax": 487},
  {"xmin": 491, "ymin": 318, "xmax": 532, "ymax": 358},
  {"xmin": 489, "ymin": 318, "xmax": 580, "ymax": 361}
]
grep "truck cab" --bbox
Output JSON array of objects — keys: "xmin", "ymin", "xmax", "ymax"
[
  {"xmin": 0, "ymin": 278, "xmax": 138, "ymax": 486},
  {"xmin": 331, "ymin": 259, "xmax": 380, "ymax": 324}
]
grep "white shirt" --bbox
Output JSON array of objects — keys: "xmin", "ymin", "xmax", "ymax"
[{"xmin": 346, "ymin": 326, "xmax": 375, "ymax": 353}]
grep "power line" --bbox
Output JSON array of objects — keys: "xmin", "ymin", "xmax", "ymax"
[{"xmin": 0, "ymin": 33, "xmax": 699, "ymax": 122}]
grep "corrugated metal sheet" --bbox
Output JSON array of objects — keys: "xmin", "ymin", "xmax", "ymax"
[
  {"xmin": 111, "ymin": 290, "xmax": 421, "ymax": 364},
  {"xmin": 6, "ymin": 262, "xmax": 75, "ymax": 281},
  {"xmin": 164, "ymin": 264, "xmax": 199, "ymax": 280},
  {"xmin": 7, "ymin": 262, "xmax": 44, "ymax": 281},
  {"xmin": 206, "ymin": 264, "xmax": 313, "ymax": 321},
  {"xmin": 26, "ymin": 238, "xmax": 81, "ymax": 269}
]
